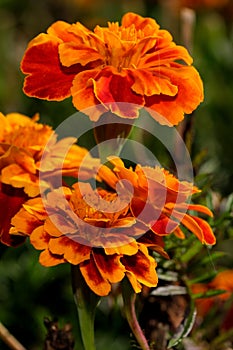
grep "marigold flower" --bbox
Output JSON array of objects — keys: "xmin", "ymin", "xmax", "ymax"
[
  {"xmin": 10, "ymin": 183, "xmax": 163, "ymax": 296},
  {"xmin": 192, "ymin": 270, "xmax": 233, "ymax": 326},
  {"xmin": 98, "ymin": 157, "xmax": 216, "ymax": 245},
  {"xmin": 0, "ymin": 112, "xmax": 100, "ymax": 197},
  {"xmin": 21, "ymin": 12, "xmax": 203, "ymax": 125}
]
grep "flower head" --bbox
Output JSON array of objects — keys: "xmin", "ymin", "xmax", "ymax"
[
  {"xmin": 10, "ymin": 183, "xmax": 163, "ymax": 296},
  {"xmin": 98, "ymin": 157, "xmax": 216, "ymax": 245},
  {"xmin": 0, "ymin": 112, "xmax": 99, "ymax": 197},
  {"xmin": 21, "ymin": 12, "xmax": 203, "ymax": 125}
]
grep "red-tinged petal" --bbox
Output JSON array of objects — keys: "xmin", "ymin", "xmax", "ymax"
[
  {"xmin": 122, "ymin": 248, "xmax": 158, "ymax": 288},
  {"xmin": 151, "ymin": 214, "xmax": 179, "ymax": 235},
  {"xmin": 21, "ymin": 34, "xmax": 77, "ymax": 100},
  {"xmin": 126, "ymin": 271, "xmax": 142, "ymax": 293},
  {"xmin": 190, "ymin": 216, "xmax": 216, "ymax": 245},
  {"xmin": 174, "ymin": 226, "xmax": 185, "ymax": 239},
  {"xmin": 30, "ymin": 226, "xmax": 50, "ymax": 250},
  {"xmin": 47, "ymin": 21, "xmax": 77, "ymax": 42},
  {"xmin": 39, "ymin": 249, "xmax": 65, "ymax": 267},
  {"xmin": 11, "ymin": 206, "xmax": 41, "ymax": 236},
  {"xmin": 129, "ymin": 69, "xmax": 178, "ymax": 97},
  {"xmin": 49, "ymin": 236, "xmax": 91, "ymax": 264},
  {"xmin": 71, "ymin": 70, "xmax": 106, "ymax": 120},
  {"xmin": 93, "ymin": 70, "xmax": 144, "ymax": 118},
  {"xmin": 140, "ymin": 46, "xmax": 193, "ymax": 68},
  {"xmin": 93, "ymin": 250, "xmax": 125, "ymax": 283},
  {"xmin": 59, "ymin": 42, "xmax": 103, "ymax": 67},
  {"xmin": 188, "ymin": 204, "xmax": 214, "ymax": 217},
  {"xmin": 80, "ymin": 255, "xmax": 111, "ymax": 296},
  {"xmin": 145, "ymin": 66, "xmax": 204, "ymax": 125},
  {"xmin": 181, "ymin": 214, "xmax": 204, "ymax": 242}
]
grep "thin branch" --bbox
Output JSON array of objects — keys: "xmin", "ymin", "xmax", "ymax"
[{"xmin": 0, "ymin": 322, "xmax": 27, "ymax": 350}]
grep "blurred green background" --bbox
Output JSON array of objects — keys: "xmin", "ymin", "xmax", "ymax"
[{"xmin": 0, "ymin": 0, "xmax": 233, "ymax": 349}]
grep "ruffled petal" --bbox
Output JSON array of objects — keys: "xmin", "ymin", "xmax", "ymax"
[
  {"xmin": 80, "ymin": 254, "xmax": 111, "ymax": 296},
  {"xmin": 21, "ymin": 33, "xmax": 76, "ymax": 100},
  {"xmin": 93, "ymin": 250, "xmax": 125, "ymax": 283},
  {"xmin": 145, "ymin": 66, "xmax": 204, "ymax": 125}
]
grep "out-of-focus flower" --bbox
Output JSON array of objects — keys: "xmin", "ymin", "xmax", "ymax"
[
  {"xmin": 21, "ymin": 12, "xmax": 203, "ymax": 125},
  {"xmin": 181, "ymin": 0, "xmax": 229, "ymax": 10},
  {"xmin": 0, "ymin": 112, "xmax": 100, "ymax": 197},
  {"xmin": 10, "ymin": 183, "xmax": 164, "ymax": 296},
  {"xmin": 192, "ymin": 270, "xmax": 233, "ymax": 328},
  {"xmin": 98, "ymin": 157, "xmax": 216, "ymax": 245},
  {"xmin": 0, "ymin": 183, "xmax": 27, "ymax": 246}
]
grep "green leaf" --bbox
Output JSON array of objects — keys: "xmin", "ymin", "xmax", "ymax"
[{"xmin": 192, "ymin": 289, "xmax": 226, "ymax": 300}]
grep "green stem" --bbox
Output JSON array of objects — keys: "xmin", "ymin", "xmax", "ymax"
[
  {"xmin": 71, "ymin": 265, "xmax": 100, "ymax": 350},
  {"xmin": 122, "ymin": 278, "xmax": 150, "ymax": 350}
]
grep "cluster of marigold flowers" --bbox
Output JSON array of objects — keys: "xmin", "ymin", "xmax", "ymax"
[{"xmin": 0, "ymin": 13, "xmax": 216, "ymax": 297}]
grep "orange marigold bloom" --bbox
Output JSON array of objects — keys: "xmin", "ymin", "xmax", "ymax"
[
  {"xmin": 192, "ymin": 270, "xmax": 233, "ymax": 327},
  {"xmin": 98, "ymin": 157, "xmax": 216, "ymax": 245},
  {"xmin": 10, "ymin": 183, "xmax": 163, "ymax": 296},
  {"xmin": 0, "ymin": 112, "xmax": 100, "ymax": 197},
  {"xmin": 21, "ymin": 12, "xmax": 203, "ymax": 125}
]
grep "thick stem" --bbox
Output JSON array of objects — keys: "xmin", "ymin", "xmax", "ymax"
[
  {"xmin": 122, "ymin": 278, "xmax": 150, "ymax": 350},
  {"xmin": 93, "ymin": 112, "xmax": 134, "ymax": 163},
  {"xmin": 71, "ymin": 265, "xmax": 100, "ymax": 350}
]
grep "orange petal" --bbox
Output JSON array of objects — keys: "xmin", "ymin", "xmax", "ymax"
[
  {"xmin": 39, "ymin": 249, "xmax": 65, "ymax": 267},
  {"xmin": 59, "ymin": 42, "xmax": 103, "ymax": 67},
  {"xmin": 71, "ymin": 69, "xmax": 106, "ymax": 120},
  {"xmin": 121, "ymin": 12, "xmax": 160, "ymax": 34},
  {"xmin": 21, "ymin": 34, "xmax": 76, "ymax": 100},
  {"xmin": 1, "ymin": 164, "xmax": 39, "ymax": 197},
  {"xmin": 104, "ymin": 241, "xmax": 138, "ymax": 256},
  {"xmin": 11, "ymin": 206, "xmax": 41, "ymax": 236},
  {"xmin": 190, "ymin": 216, "xmax": 216, "ymax": 245},
  {"xmin": 30, "ymin": 226, "xmax": 50, "ymax": 250},
  {"xmin": 93, "ymin": 69, "xmax": 144, "ymax": 118},
  {"xmin": 49, "ymin": 236, "xmax": 91, "ymax": 264},
  {"xmin": 174, "ymin": 226, "xmax": 185, "ymax": 239},
  {"xmin": 93, "ymin": 250, "xmax": 125, "ymax": 283},
  {"xmin": 126, "ymin": 271, "xmax": 142, "ymax": 293},
  {"xmin": 181, "ymin": 214, "xmax": 204, "ymax": 242},
  {"xmin": 130, "ymin": 68, "xmax": 178, "ymax": 97},
  {"xmin": 188, "ymin": 204, "xmax": 214, "ymax": 217},
  {"xmin": 80, "ymin": 255, "xmax": 111, "ymax": 296},
  {"xmin": 145, "ymin": 66, "xmax": 204, "ymax": 125},
  {"xmin": 140, "ymin": 46, "xmax": 193, "ymax": 68},
  {"xmin": 122, "ymin": 247, "xmax": 158, "ymax": 288}
]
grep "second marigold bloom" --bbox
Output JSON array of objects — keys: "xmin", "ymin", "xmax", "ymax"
[
  {"xmin": 10, "ymin": 184, "xmax": 160, "ymax": 296},
  {"xmin": 98, "ymin": 157, "xmax": 216, "ymax": 245},
  {"xmin": 21, "ymin": 12, "xmax": 204, "ymax": 125}
]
